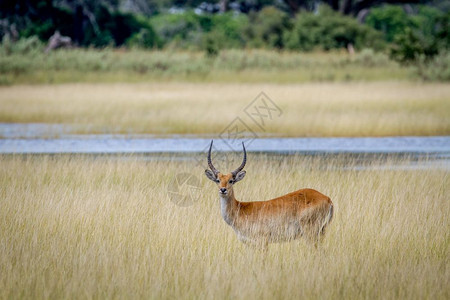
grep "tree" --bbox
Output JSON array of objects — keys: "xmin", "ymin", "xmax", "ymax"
[{"xmin": 281, "ymin": 0, "xmax": 430, "ymax": 16}]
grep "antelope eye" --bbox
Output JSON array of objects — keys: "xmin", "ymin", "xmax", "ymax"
[
  {"xmin": 215, "ymin": 179, "xmax": 219, "ymax": 183},
  {"xmin": 228, "ymin": 180, "xmax": 234, "ymax": 184}
]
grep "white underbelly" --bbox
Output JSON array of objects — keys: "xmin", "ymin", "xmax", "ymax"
[{"xmin": 233, "ymin": 219, "xmax": 303, "ymax": 243}]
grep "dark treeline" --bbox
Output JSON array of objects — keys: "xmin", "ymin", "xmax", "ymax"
[{"xmin": 0, "ymin": 0, "xmax": 449, "ymax": 63}]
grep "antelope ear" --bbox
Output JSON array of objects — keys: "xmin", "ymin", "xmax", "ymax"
[
  {"xmin": 234, "ymin": 170, "xmax": 246, "ymax": 182},
  {"xmin": 205, "ymin": 169, "xmax": 217, "ymax": 182}
]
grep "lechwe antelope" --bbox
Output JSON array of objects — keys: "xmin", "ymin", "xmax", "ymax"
[{"xmin": 205, "ymin": 140, "xmax": 333, "ymax": 247}]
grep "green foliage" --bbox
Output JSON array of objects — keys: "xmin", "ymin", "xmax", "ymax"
[
  {"xmin": 390, "ymin": 28, "xmax": 437, "ymax": 63},
  {"xmin": 1, "ymin": 0, "xmax": 448, "ymax": 61},
  {"xmin": 2, "ymin": 1, "xmax": 447, "ymax": 56},
  {"xmin": 244, "ymin": 6, "xmax": 291, "ymax": 49},
  {"xmin": 203, "ymin": 33, "xmax": 220, "ymax": 57},
  {"xmin": 148, "ymin": 5, "xmax": 385, "ymax": 52},
  {"xmin": 1, "ymin": 1, "xmax": 448, "ymax": 83},
  {"xmin": 150, "ymin": 12, "xmax": 247, "ymax": 50},
  {"xmin": 0, "ymin": 36, "xmax": 45, "ymax": 80},
  {"xmin": 367, "ymin": 5, "xmax": 448, "ymax": 45},
  {"xmin": 206, "ymin": 14, "xmax": 248, "ymax": 48},
  {"xmin": 81, "ymin": 6, "xmax": 159, "ymax": 47},
  {"xmin": 0, "ymin": 36, "xmax": 44, "ymax": 56},
  {"xmin": 0, "ymin": 48, "xmax": 417, "ymax": 85},
  {"xmin": 126, "ymin": 28, "xmax": 160, "ymax": 49},
  {"xmin": 354, "ymin": 48, "xmax": 391, "ymax": 67},
  {"xmin": 416, "ymin": 50, "xmax": 450, "ymax": 81},
  {"xmin": 436, "ymin": 11, "xmax": 450, "ymax": 49},
  {"xmin": 1, "ymin": 1, "xmax": 159, "ymax": 48},
  {"xmin": 365, "ymin": 5, "xmax": 410, "ymax": 42},
  {"xmin": 284, "ymin": 5, "xmax": 384, "ymax": 51},
  {"xmin": 150, "ymin": 12, "xmax": 204, "ymax": 49},
  {"xmin": 409, "ymin": 6, "xmax": 445, "ymax": 39},
  {"xmin": 125, "ymin": 15, "xmax": 161, "ymax": 49},
  {"xmin": 380, "ymin": 6, "xmax": 449, "ymax": 65},
  {"xmin": 19, "ymin": 6, "xmax": 74, "ymax": 40}
]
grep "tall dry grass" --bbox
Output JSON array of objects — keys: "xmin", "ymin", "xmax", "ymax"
[
  {"xmin": 0, "ymin": 82, "xmax": 449, "ymax": 137},
  {"xmin": 0, "ymin": 155, "xmax": 448, "ymax": 299}
]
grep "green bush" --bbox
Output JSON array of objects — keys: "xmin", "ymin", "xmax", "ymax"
[
  {"xmin": 2, "ymin": 1, "xmax": 446, "ymax": 57},
  {"xmin": 3, "ymin": 1, "xmax": 160, "ymax": 49},
  {"xmin": 150, "ymin": 12, "xmax": 204, "ymax": 49},
  {"xmin": 390, "ymin": 27, "xmax": 437, "ymax": 63},
  {"xmin": 126, "ymin": 28, "xmax": 159, "ymax": 49},
  {"xmin": 0, "ymin": 36, "xmax": 44, "ymax": 56},
  {"xmin": 365, "ymin": 5, "xmax": 410, "ymax": 43},
  {"xmin": 82, "ymin": 6, "xmax": 160, "ymax": 47},
  {"xmin": 150, "ymin": 12, "xmax": 248, "ymax": 50},
  {"xmin": 354, "ymin": 48, "xmax": 391, "ymax": 67},
  {"xmin": 416, "ymin": 51, "xmax": 450, "ymax": 81},
  {"xmin": 385, "ymin": 7, "xmax": 449, "ymax": 64},
  {"xmin": 17, "ymin": 4, "xmax": 74, "ymax": 41},
  {"xmin": 244, "ymin": 6, "xmax": 291, "ymax": 49},
  {"xmin": 366, "ymin": 5, "xmax": 447, "ymax": 45},
  {"xmin": 206, "ymin": 13, "xmax": 248, "ymax": 49},
  {"xmin": 284, "ymin": 5, "xmax": 384, "ymax": 51},
  {"xmin": 203, "ymin": 33, "xmax": 220, "ymax": 57}
]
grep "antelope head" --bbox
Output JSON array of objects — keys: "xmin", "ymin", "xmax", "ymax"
[{"xmin": 204, "ymin": 140, "xmax": 247, "ymax": 197}]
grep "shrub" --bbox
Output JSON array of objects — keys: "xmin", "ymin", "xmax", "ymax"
[
  {"xmin": 0, "ymin": 35, "xmax": 44, "ymax": 56},
  {"xmin": 387, "ymin": 7, "xmax": 449, "ymax": 64},
  {"xmin": 284, "ymin": 5, "xmax": 385, "ymax": 51},
  {"xmin": 203, "ymin": 33, "xmax": 220, "ymax": 57},
  {"xmin": 354, "ymin": 48, "xmax": 391, "ymax": 67},
  {"xmin": 16, "ymin": 4, "xmax": 74, "ymax": 41},
  {"xmin": 390, "ymin": 28, "xmax": 437, "ymax": 63},
  {"xmin": 150, "ymin": 12, "xmax": 204, "ymax": 49},
  {"xmin": 5, "ymin": 1, "xmax": 160, "ymax": 48},
  {"xmin": 244, "ymin": 6, "xmax": 291, "ymax": 49},
  {"xmin": 416, "ymin": 51, "xmax": 450, "ymax": 81},
  {"xmin": 365, "ymin": 5, "xmax": 410, "ymax": 43},
  {"xmin": 366, "ymin": 5, "xmax": 447, "ymax": 45},
  {"xmin": 126, "ymin": 27, "xmax": 160, "ymax": 49},
  {"xmin": 151, "ymin": 12, "xmax": 247, "ymax": 50},
  {"xmin": 207, "ymin": 13, "xmax": 248, "ymax": 48},
  {"xmin": 82, "ymin": 6, "xmax": 160, "ymax": 47}
]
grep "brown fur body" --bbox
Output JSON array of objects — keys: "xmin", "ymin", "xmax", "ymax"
[{"xmin": 216, "ymin": 173, "xmax": 333, "ymax": 245}]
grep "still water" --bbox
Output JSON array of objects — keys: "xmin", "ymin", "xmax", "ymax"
[
  {"xmin": 1, "ymin": 136, "xmax": 449, "ymax": 155},
  {"xmin": 0, "ymin": 123, "xmax": 449, "ymax": 156}
]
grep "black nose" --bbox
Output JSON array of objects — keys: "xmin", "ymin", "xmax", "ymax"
[{"xmin": 220, "ymin": 188, "xmax": 227, "ymax": 193}]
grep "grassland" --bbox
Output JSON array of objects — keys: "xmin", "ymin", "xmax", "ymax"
[
  {"xmin": 0, "ymin": 49, "xmax": 414, "ymax": 85},
  {"xmin": 0, "ymin": 82, "xmax": 449, "ymax": 137},
  {"xmin": 0, "ymin": 154, "xmax": 448, "ymax": 299}
]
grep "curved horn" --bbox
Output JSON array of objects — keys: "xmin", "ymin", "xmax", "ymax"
[
  {"xmin": 207, "ymin": 140, "xmax": 219, "ymax": 176},
  {"xmin": 231, "ymin": 142, "xmax": 246, "ymax": 177}
]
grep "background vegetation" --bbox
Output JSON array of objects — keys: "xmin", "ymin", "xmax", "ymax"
[
  {"xmin": 0, "ymin": 48, "xmax": 416, "ymax": 84},
  {"xmin": 1, "ymin": 0, "xmax": 449, "ymax": 82}
]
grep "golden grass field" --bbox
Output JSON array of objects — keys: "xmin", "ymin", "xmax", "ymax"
[
  {"xmin": 0, "ymin": 154, "xmax": 448, "ymax": 299},
  {"xmin": 0, "ymin": 82, "xmax": 449, "ymax": 137}
]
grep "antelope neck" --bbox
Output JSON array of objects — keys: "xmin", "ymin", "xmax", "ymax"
[{"xmin": 219, "ymin": 188, "xmax": 240, "ymax": 226}]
